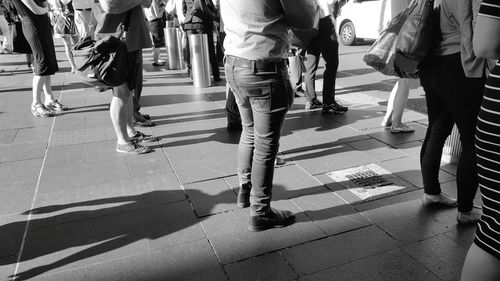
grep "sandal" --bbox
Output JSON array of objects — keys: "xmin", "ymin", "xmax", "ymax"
[
  {"xmin": 129, "ymin": 131, "xmax": 161, "ymax": 143},
  {"xmin": 45, "ymin": 100, "xmax": 68, "ymax": 112},
  {"xmin": 31, "ymin": 103, "xmax": 55, "ymax": 117},
  {"xmin": 390, "ymin": 123, "xmax": 415, "ymax": 134}
]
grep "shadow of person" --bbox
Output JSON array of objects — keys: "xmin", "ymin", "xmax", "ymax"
[{"xmin": 4, "ymin": 189, "xmax": 236, "ymax": 281}]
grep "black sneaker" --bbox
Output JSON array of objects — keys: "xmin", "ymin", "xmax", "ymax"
[
  {"xmin": 248, "ymin": 208, "xmax": 296, "ymax": 232},
  {"xmin": 130, "ymin": 131, "xmax": 160, "ymax": 143},
  {"xmin": 237, "ymin": 182, "xmax": 251, "ymax": 208},
  {"xmin": 305, "ymin": 99, "xmax": 323, "ymax": 110},
  {"xmin": 322, "ymin": 101, "xmax": 348, "ymax": 114}
]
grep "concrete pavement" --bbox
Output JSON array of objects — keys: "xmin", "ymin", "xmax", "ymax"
[{"xmin": 0, "ymin": 41, "xmax": 480, "ymax": 281}]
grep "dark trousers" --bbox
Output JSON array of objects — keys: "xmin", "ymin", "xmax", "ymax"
[
  {"xmin": 127, "ymin": 50, "xmax": 143, "ymax": 114},
  {"xmin": 185, "ymin": 28, "xmax": 220, "ymax": 80},
  {"xmin": 304, "ymin": 16, "xmax": 339, "ymax": 105},
  {"xmin": 419, "ymin": 53, "xmax": 485, "ymax": 212},
  {"xmin": 225, "ymin": 56, "xmax": 293, "ymax": 215}
]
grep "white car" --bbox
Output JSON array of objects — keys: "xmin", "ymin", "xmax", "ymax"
[{"xmin": 335, "ymin": 0, "xmax": 392, "ymax": 46}]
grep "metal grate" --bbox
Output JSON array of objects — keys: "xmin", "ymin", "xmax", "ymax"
[{"xmin": 345, "ymin": 169, "xmax": 393, "ymax": 189}]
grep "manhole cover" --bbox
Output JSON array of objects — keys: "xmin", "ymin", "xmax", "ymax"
[
  {"xmin": 345, "ymin": 169, "xmax": 393, "ymax": 189},
  {"xmin": 326, "ymin": 164, "xmax": 412, "ymax": 201}
]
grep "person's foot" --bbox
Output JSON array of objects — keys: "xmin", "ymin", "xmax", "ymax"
[
  {"xmin": 94, "ymin": 86, "xmax": 112, "ymax": 92},
  {"xmin": 295, "ymin": 87, "xmax": 306, "ymax": 97},
  {"xmin": 134, "ymin": 119, "xmax": 156, "ymax": 127},
  {"xmin": 152, "ymin": 61, "xmax": 166, "ymax": 67},
  {"xmin": 45, "ymin": 100, "xmax": 68, "ymax": 112},
  {"xmin": 322, "ymin": 101, "xmax": 348, "ymax": 114},
  {"xmin": 275, "ymin": 157, "xmax": 286, "ymax": 166},
  {"xmin": 116, "ymin": 141, "xmax": 152, "ymax": 154},
  {"xmin": 390, "ymin": 123, "xmax": 415, "ymax": 134},
  {"xmin": 248, "ymin": 208, "xmax": 296, "ymax": 232},
  {"xmin": 457, "ymin": 208, "xmax": 482, "ymax": 225},
  {"xmin": 31, "ymin": 103, "xmax": 55, "ymax": 117},
  {"xmin": 422, "ymin": 193, "xmax": 457, "ymax": 208},
  {"xmin": 305, "ymin": 99, "xmax": 323, "ymax": 111},
  {"xmin": 129, "ymin": 131, "xmax": 161, "ymax": 143},
  {"xmin": 237, "ymin": 182, "xmax": 251, "ymax": 208}
]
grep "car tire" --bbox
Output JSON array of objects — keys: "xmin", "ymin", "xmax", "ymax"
[{"xmin": 340, "ymin": 21, "xmax": 356, "ymax": 46}]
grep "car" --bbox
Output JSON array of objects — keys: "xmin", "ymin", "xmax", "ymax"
[{"xmin": 335, "ymin": 0, "xmax": 392, "ymax": 46}]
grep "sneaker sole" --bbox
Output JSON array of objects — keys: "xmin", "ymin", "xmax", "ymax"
[{"xmin": 116, "ymin": 148, "xmax": 152, "ymax": 154}]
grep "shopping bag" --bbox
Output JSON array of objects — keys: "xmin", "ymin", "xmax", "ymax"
[{"xmin": 363, "ymin": 8, "xmax": 417, "ymax": 78}]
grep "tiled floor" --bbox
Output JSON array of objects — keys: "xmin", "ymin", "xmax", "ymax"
[{"xmin": 0, "ymin": 41, "xmax": 478, "ymax": 281}]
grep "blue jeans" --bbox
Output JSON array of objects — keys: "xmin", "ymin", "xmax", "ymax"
[{"xmin": 225, "ymin": 56, "xmax": 293, "ymax": 216}]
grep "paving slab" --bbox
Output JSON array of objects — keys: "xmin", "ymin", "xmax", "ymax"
[
  {"xmin": 0, "ymin": 129, "xmax": 17, "ymax": 145},
  {"xmin": 34, "ymin": 239, "xmax": 226, "ymax": 281},
  {"xmin": 224, "ymin": 252, "xmax": 298, "ymax": 281},
  {"xmin": 347, "ymin": 138, "xmax": 407, "ymax": 162},
  {"xmin": 272, "ymin": 164, "xmax": 329, "ymax": 200},
  {"xmin": 201, "ymin": 200, "xmax": 325, "ymax": 264},
  {"xmin": 287, "ymin": 143, "xmax": 378, "ymax": 176},
  {"xmin": 281, "ymin": 225, "xmax": 401, "ymax": 275},
  {"xmin": 12, "ymin": 126, "xmax": 51, "ymax": 143},
  {"xmin": 359, "ymin": 196, "xmax": 458, "ymax": 244},
  {"xmin": 0, "ymin": 141, "xmax": 47, "ymax": 163},
  {"xmin": 291, "ymin": 191, "xmax": 371, "ymax": 235},
  {"xmin": 402, "ymin": 234, "xmax": 469, "ymax": 281},
  {"xmin": 303, "ymin": 248, "xmax": 440, "ymax": 281},
  {"xmin": 184, "ymin": 178, "xmax": 237, "ymax": 217}
]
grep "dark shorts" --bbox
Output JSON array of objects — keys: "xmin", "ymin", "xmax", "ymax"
[{"xmin": 148, "ymin": 18, "xmax": 165, "ymax": 48}]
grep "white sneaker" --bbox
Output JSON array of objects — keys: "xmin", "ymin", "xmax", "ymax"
[{"xmin": 422, "ymin": 193, "xmax": 457, "ymax": 207}]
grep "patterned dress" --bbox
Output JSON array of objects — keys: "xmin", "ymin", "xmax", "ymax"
[{"xmin": 474, "ymin": 0, "xmax": 500, "ymax": 260}]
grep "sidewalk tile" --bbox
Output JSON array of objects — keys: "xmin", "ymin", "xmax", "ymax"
[
  {"xmin": 347, "ymin": 138, "xmax": 406, "ymax": 162},
  {"xmin": 359, "ymin": 197, "xmax": 458, "ymax": 244},
  {"xmin": 143, "ymin": 201, "xmax": 207, "ymax": 251},
  {"xmin": 291, "ymin": 191, "xmax": 371, "ymax": 235},
  {"xmin": 394, "ymin": 141, "xmax": 423, "ymax": 159},
  {"xmin": 272, "ymin": 164, "xmax": 330, "ymax": 200},
  {"xmin": 281, "ymin": 225, "xmax": 400, "ymax": 275},
  {"xmin": 224, "ymin": 252, "xmax": 298, "ymax": 281},
  {"xmin": 0, "ymin": 129, "xmax": 17, "ymax": 145},
  {"xmin": 201, "ymin": 201, "xmax": 325, "ymax": 264},
  {"xmin": 440, "ymin": 180, "xmax": 483, "ymax": 208},
  {"xmin": 0, "ymin": 141, "xmax": 47, "ymax": 163},
  {"xmin": 50, "ymin": 127, "xmax": 116, "ymax": 147},
  {"xmin": 443, "ymin": 225, "xmax": 477, "ymax": 249},
  {"xmin": 291, "ymin": 144, "xmax": 379, "ymax": 176},
  {"xmin": 402, "ymin": 234, "xmax": 468, "ymax": 281},
  {"xmin": 378, "ymin": 156, "xmax": 455, "ymax": 188},
  {"xmin": 367, "ymin": 124, "xmax": 426, "ymax": 146},
  {"xmin": 12, "ymin": 127, "xmax": 51, "ymax": 143},
  {"xmin": 184, "ymin": 178, "xmax": 237, "ymax": 217},
  {"xmin": 303, "ymin": 249, "xmax": 440, "ymax": 281},
  {"xmin": 0, "ymin": 215, "xmax": 26, "ymax": 259}
]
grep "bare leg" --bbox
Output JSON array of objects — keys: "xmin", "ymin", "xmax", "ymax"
[
  {"xmin": 391, "ymin": 78, "xmax": 411, "ymax": 127},
  {"xmin": 126, "ymin": 94, "xmax": 136, "ymax": 137},
  {"xmin": 62, "ymin": 35, "xmax": 77, "ymax": 73},
  {"xmin": 461, "ymin": 243, "xmax": 500, "ymax": 281},
  {"xmin": 32, "ymin": 75, "xmax": 45, "ymax": 105},
  {"xmin": 110, "ymin": 84, "xmax": 131, "ymax": 144},
  {"xmin": 42, "ymin": 75, "xmax": 56, "ymax": 103},
  {"xmin": 152, "ymin": 47, "xmax": 160, "ymax": 63}
]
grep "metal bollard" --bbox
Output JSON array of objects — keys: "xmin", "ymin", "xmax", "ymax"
[
  {"xmin": 442, "ymin": 125, "xmax": 461, "ymax": 164},
  {"xmin": 164, "ymin": 27, "xmax": 184, "ymax": 70},
  {"xmin": 188, "ymin": 33, "xmax": 211, "ymax": 88}
]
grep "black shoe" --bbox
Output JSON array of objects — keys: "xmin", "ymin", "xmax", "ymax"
[
  {"xmin": 248, "ymin": 208, "xmax": 296, "ymax": 232},
  {"xmin": 322, "ymin": 101, "xmax": 348, "ymax": 114},
  {"xmin": 134, "ymin": 119, "xmax": 156, "ymax": 127},
  {"xmin": 305, "ymin": 99, "xmax": 323, "ymax": 110},
  {"xmin": 237, "ymin": 182, "xmax": 251, "ymax": 208}
]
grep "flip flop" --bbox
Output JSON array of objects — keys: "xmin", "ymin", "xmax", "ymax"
[{"xmin": 390, "ymin": 124, "xmax": 415, "ymax": 134}]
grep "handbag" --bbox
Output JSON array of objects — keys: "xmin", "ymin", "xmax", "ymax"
[
  {"xmin": 395, "ymin": 0, "xmax": 440, "ymax": 77},
  {"xmin": 363, "ymin": 10, "xmax": 412, "ymax": 77},
  {"xmin": 11, "ymin": 21, "xmax": 32, "ymax": 54},
  {"xmin": 73, "ymin": 10, "xmax": 132, "ymax": 87}
]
